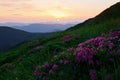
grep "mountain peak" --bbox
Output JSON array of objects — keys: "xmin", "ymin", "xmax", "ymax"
[
  {"xmin": 68, "ymin": 2, "xmax": 120, "ymax": 30},
  {"xmin": 94, "ymin": 2, "xmax": 120, "ymax": 20}
]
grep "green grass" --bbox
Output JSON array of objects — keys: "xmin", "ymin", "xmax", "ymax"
[
  {"xmin": 0, "ymin": 18, "xmax": 119, "ymax": 80},
  {"xmin": 0, "ymin": 7, "xmax": 120, "ymax": 79}
]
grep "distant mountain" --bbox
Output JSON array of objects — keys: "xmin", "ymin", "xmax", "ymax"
[
  {"xmin": 0, "ymin": 27, "xmax": 52, "ymax": 53},
  {"xmin": 68, "ymin": 2, "xmax": 120, "ymax": 30},
  {"xmin": 12, "ymin": 24, "xmax": 75, "ymax": 33}
]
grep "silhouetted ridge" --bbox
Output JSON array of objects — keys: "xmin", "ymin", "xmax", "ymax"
[
  {"xmin": 0, "ymin": 27, "xmax": 52, "ymax": 53},
  {"xmin": 93, "ymin": 2, "xmax": 120, "ymax": 22},
  {"xmin": 68, "ymin": 2, "xmax": 120, "ymax": 30}
]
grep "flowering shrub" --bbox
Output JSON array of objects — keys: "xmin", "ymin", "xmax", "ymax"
[
  {"xmin": 35, "ymin": 45, "xmax": 44, "ymax": 50},
  {"xmin": 28, "ymin": 45, "xmax": 44, "ymax": 55},
  {"xmin": 33, "ymin": 29, "xmax": 120, "ymax": 80},
  {"xmin": 89, "ymin": 69, "xmax": 96, "ymax": 80},
  {"xmin": 61, "ymin": 34, "xmax": 72, "ymax": 42}
]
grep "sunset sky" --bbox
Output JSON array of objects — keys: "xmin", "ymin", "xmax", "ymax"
[{"xmin": 0, "ymin": 0, "xmax": 119, "ymax": 23}]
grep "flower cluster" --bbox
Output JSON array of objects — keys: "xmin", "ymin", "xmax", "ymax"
[
  {"xmin": 35, "ymin": 45, "xmax": 44, "ymax": 50},
  {"xmin": 33, "ymin": 65, "xmax": 41, "ymax": 75},
  {"xmin": 109, "ymin": 29, "xmax": 120, "ymax": 37},
  {"xmin": 33, "ymin": 29, "xmax": 120, "ymax": 80},
  {"xmin": 76, "ymin": 47, "xmax": 97, "ymax": 63},
  {"xmin": 61, "ymin": 34, "xmax": 72, "ymax": 42},
  {"xmin": 89, "ymin": 69, "xmax": 96, "ymax": 80},
  {"xmin": 28, "ymin": 45, "xmax": 44, "ymax": 55}
]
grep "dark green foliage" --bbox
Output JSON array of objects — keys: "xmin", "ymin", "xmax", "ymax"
[{"xmin": 0, "ymin": 2, "xmax": 120, "ymax": 80}]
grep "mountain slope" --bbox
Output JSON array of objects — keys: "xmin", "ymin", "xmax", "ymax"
[
  {"xmin": 0, "ymin": 27, "xmax": 51, "ymax": 53},
  {"xmin": 68, "ymin": 2, "xmax": 120, "ymax": 30},
  {"xmin": 0, "ymin": 2, "xmax": 120, "ymax": 80}
]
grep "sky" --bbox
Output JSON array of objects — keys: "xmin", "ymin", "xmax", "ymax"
[{"xmin": 0, "ymin": 0, "xmax": 119, "ymax": 23}]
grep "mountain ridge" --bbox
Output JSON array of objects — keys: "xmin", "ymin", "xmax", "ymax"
[
  {"xmin": 67, "ymin": 2, "xmax": 120, "ymax": 30},
  {"xmin": 0, "ymin": 26, "xmax": 53, "ymax": 53}
]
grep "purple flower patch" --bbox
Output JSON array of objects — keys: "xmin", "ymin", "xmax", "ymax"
[
  {"xmin": 89, "ymin": 69, "xmax": 96, "ymax": 80},
  {"xmin": 61, "ymin": 34, "xmax": 72, "ymax": 42}
]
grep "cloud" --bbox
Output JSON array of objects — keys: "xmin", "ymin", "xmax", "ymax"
[
  {"xmin": 0, "ymin": 0, "xmax": 32, "ymax": 7},
  {"xmin": 11, "ymin": 13, "xmax": 22, "ymax": 16},
  {"xmin": 0, "ymin": 3, "xmax": 12, "ymax": 7},
  {"xmin": 0, "ymin": 0, "xmax": 32, "ymax": 3},
  {"xmin": 0, "ymin": 0, "xmax": 34, "ymax": 11}
]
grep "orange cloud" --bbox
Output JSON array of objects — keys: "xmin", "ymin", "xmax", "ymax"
[{"xmin": 0, "ymin": 0, "xmax": 119, "ymax": 22}]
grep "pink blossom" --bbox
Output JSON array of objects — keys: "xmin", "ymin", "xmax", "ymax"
[
  {"xmin": 64, "ymin": 60, "xmax": 69, "ymax": 65},
  {"xmin": 43, "ymin": 62, "xmax": 50, "ymax": 68},
  {"xmin": 49, "ymin": 69, "xmax": 54, "ymax": 75},
  {"xmin": 76, "ymin": 47, "xmax": 96, "ymax": 62},
  {"xmin": 109, "ymin": 31, "xmax": 119, "ymax": 37},
  {"xmin": 61, "ymin": 35, "xmax": 72, "ymax": 42},
  {"xmin": 68, "ymin": 47, "xmax": 74, "ymax": 51},
  {"xmin": 89, "ymin": 69, "xmax": 96, "ymax": 80},
  {"xmin": 33, "ymin": 65, "xmax": 41, "ymax": 75},
  {"xmin": 60, "ymin": 59, "xmax": 64, "ymax": 64},
  {"xmin": 35, "ymin": 45, "xmax": 44, "ymax": 50},
  {"xmin": 52, "ymin": 64, "xmax": 58, "ymax": 70},
  {"xmin": 78, "ymin": 43, "xmax": 84, "ymax": 47},
  {"xmin": 108, "ymin": 42, "xmax": 114, "ymax": 49}
]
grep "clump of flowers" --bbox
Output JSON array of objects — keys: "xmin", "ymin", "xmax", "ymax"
[
  {"xmin": 35, "ymin": 45, "xmax": 44, "ymax": 50},
  {"xmin": 49, "ymin": 64, "xmax": 58, "ymax": 75},
  {"xmin": 33, "ymin": 29, "xmax": 120, "ymax": 80},
  {"xmin": 28, "ymin": 45, "xmax": 44, "ymax": 55},
  {"xmin": 61, "ymin": 34, "xmax": 72, "ymax": 42},
  {"xmin": 33, "ymin": 65, "xmax": 41, "ymax": 75},
  {"xmin": 63, "ymin": 60, "xmax": 69, "ymax": 65},
  {"xmin": 109, "ymin": 29, "xmax": 120, "ymax": 37},
  {"xmin": 43, "ymin": 62, "xmax": 51, "ymax": 68},
  {"xmin": 89, "ymin": 69, "xmax": 97, "ymax": 80}
]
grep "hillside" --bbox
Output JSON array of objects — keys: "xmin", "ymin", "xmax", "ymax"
[
  {"xmin": 68, "ymin": 2, "xmax": 120, "ymax": 30},
  {"xmin": 0, "ymin": 27, "xmax": 52, "ymax": 53},
  {"xmin": 0, "ymin": 2, "xmax": 120, "ymax": 80}
]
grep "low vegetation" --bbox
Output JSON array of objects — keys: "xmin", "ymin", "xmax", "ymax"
[{"xmin": 0, "ymin": 2, "xmax": 120, "ymax": 80}]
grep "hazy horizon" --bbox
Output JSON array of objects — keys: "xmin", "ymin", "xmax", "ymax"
[
  {"xmin": 0, "ymin": 22, "xmax": 76, "ymax": 33},
  {"xmin": 0, "ymin": 0, "xmax": 119, "ymax": 23}
]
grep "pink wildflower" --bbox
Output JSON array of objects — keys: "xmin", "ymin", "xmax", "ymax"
[
  {"xmin": 49, "ymin": 69, "xmax": 54, "ymax": 75},
  {"xmin": 60, "ymin": 59, "xmax": 64, "ymax": 64},
  {"xmin": 43, "ymin": 62, "xmax": 50, "ymax": 68},
  {"xmin": 52, "ymin": 64, "xmax": 58, "ymax": 70},
  {"xmin": 61, "ymin": 35, "xmax": 72, "ymax": 42},
  {"xmin": 35, "ymin": 45, "xmax": 44, "ymax": 50},
  {"xmin": 89, "ymin": 69, "xmax": 96, "ymax": 80},
  {"xmin": 64, "ymin": 60, "xmax": 69, "ymax": 65},
  {"xmin": 33, "ymin": 65, "xmax": 41, "ymax": 75}
]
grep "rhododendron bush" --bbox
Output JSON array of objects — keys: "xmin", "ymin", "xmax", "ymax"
[{"xmin": 33, "ymin": 29, "xmax": 120, "ymax": 80}]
